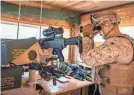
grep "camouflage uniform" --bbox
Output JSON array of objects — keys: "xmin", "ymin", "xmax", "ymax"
[
  {"xmin": 83, "ymin": 36, "xmax": 133, "ymax": 66},
  {"xmin": 82, "ymin": 35, "xmax": 134, "ymax": 95},
  {"xmin": 83, "ymin": 36, "xmax": 94, "ymax": 54},
  {"xmin": 82, "ymin": 13, "xmax": 134, "ymax": 95}
]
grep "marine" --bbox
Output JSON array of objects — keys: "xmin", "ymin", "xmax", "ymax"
[{"xmin": 82, "ymin": 12, "xmax": 134, "ymax": 95}]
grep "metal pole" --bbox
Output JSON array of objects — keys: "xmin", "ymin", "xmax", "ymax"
[
  {"xmin": 39, "ymin": 0, "xmax": 43, "ymax": 39},
  {"xmin": 17, "ymin": 0, "xmax": 21, "ymax": 39}
]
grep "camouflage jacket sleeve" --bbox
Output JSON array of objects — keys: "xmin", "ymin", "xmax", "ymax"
[
  {"xmin": 83, "ymin": 36, "xmax": 94, "ymax": 54},
  {"xmin": 82, "ymin": 37, "xmax": 133, "ymax": 66}
]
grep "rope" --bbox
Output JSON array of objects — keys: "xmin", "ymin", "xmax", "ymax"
[
  {"xmin": 93, "ymin": 84, "xmax": 97, "ymax": 95},
  {"xmin": 39, "ymin": 0, "xmax": 43, "ymax": 39},
  {"xmin": 17, "ymin": 0, "xmax": 21, "ymax": 39}
]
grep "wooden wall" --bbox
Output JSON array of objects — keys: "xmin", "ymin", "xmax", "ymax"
[
  {"xmin": 81, "ymin": 3, "xmax": 134, "ymax": 27},
  {"xmin": 1, "ymin": 14, "xmax": 72, "ymax": 30}
]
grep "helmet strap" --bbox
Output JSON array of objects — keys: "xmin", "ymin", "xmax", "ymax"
[{"xmin": 103, "ymin": 22, "xmax": 118, "ymax": 39}]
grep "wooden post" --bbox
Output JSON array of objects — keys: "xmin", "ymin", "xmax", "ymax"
[
  {"xmin": 68, "ymin": 26, "xmax": 75, "ymax": 63},
  {"xmin": 68, "ymin": 25, "xmax": 81, "ymax": 63}
]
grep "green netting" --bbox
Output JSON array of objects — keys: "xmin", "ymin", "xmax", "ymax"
[{"xmin": 1, "ymin": 1, "xmax": 80, "ymax": 25}]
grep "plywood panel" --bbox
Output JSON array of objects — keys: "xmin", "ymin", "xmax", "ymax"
[
  {"xmin": 2, "ymin": 86, "xmax": 39, "ymax": 95},
  {"xmin": 38, "ymin": 77, "xmax": 93, "ymax": 95},
  {"xmin": 42, "ymin": 0, "xmax": 55, "ymax": 4},
  {"xmin": 4, "ymin": 1, "xmax": 60, "ymax": 10},
  {"xmin": 68, "ymin": 1, "xmax": 92, "ymax": 9},
  {"xmin": 80, "ymin": 1, "xmax": 133, "ymax": 13},
  {"xmin": 48, "ymin": 1, "xmax": 69, "ymax": 6},
  {"xmin": 81, "ymin": 14, "xmax": 91, "ymax": 26},
  {"xmin": 61, "ymin": 1, "xmax": 82, "ymax": 7},
  {"xmin": 1, "ymin": 14, "xmax": 72, "ymax": 29},
  {"xmin": 42, "ymin": 1, "xmax": 133, "ymax": 13},
  {"xmin": 4, "ymin": 1, "xmax": 133, "ymax": 14},
  {"xmin": 81, "ymin": 3, "xmax": 134, "ymax": 26}
]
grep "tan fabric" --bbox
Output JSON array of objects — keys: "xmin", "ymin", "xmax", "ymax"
[
  {"xmin": 82, "ymin": 35, "xmax": 134, "ymax": 95},
  {"xmin": 82, "ymin": 37, "xmax": 133, "ymax": 66},
  {"xmin": 39, "ymin": 89, "xmax": 81, "ymax": 95},
  {"xmin": 108, "ymin": 64, "xmax": 134, "ymax": 87},
  {"xmin": 101, "ymin": 86, "xmax": 133, "ymax": 95},
  {"xmin": 82, "ymin": 36, "xmax": 94, "ymax": 54}
]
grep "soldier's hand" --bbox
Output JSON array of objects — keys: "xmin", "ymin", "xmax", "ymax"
[
  {"xmin": 91, "ymin": 30, "xmax": 99, "ymax": 38},
  {"xmin": 95, "ymin": 74, "xmax": 102, "ymax": 84},
  {"xmin": 82, "ymin": 36, "xmax": 94, "ymax": 55}
]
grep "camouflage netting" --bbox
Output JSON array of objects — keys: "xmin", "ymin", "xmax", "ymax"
[{"xmin": 1, "ymin": 1, "xmax": 80, "ymax": 25}]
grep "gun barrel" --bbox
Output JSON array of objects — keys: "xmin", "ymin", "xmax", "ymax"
[
  {"xmin": 64, "ymin": 37, "xmax": 78, "ymax": 46},
  {"xmin": 65, "ymin": 36, "xmax": 83, "ymax": 54}
]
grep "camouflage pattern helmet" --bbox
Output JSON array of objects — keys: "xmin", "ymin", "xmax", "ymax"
[{"xmin": 91, "ymin": 12, "xmax": 121, "ymax": 26}]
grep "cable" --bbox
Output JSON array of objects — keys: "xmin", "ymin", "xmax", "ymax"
[
  {"xmin": 93, "ymin": 84, "xmax": 97, "ymax": 95},
  {"xmin": 17, "ymin": 0, "xmax": 21, "ymax": 39},
  {"xmin": 39, "ymin": 0, "xmax": 43, "ymax": 39}
]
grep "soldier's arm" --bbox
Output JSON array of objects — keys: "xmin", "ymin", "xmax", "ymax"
[
  {"xmin": 83, "ymin": 36, "xmax": 94, "ymax": 54},
  {"xmin": 82, "ymin": 40, "xmax": 120, "ymax": 66}
]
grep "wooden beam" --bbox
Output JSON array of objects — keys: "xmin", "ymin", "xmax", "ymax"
[
  {"xmin": 81, "ymin": 3, "xmax": 134, "ymax": 26},
  {"xmin": 3, "ymin": 1, "xmax": 80, "ymax": 13},
  {"xmin": 61, "ymin": 1, "xmax": 82, "ymax": 7},
  {"xmin": 68, "ymin": 26, "xmax": 77, "ymax": 63},
  {"xmin": 69, "ymin": 1, "xmax": 93, "ymax": 9},
  {"xmin": 1, "ymin": 14, "xmax": 72, "ymax": 29},
  {"xmin": 81, "ymin": 14, "xmax": 91, "ymax": 26},
  {"xmin": 82, "ymin": 2, "xmax": 134, "ymax": 15},
  {"xmin": 3, "ymin": 1, "xmax": 60, "ymax": 10}
]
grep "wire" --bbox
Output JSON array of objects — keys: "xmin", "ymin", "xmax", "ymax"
[
  {"xmin": 17, "ymin": 0, "xmax": 21, "ymax": 39},
  {"xmin": 39, "ymin": 0, "xmax": 43, "ymax": 39},
  {"xmin": 93, "ymin": 84, "xmax": 97, "ymax": 95}
]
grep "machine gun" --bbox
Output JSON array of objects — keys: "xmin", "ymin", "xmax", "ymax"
[
  {"xmin": 39, "ymin": 26, "xmax": 83, "ymax": 62},
  {"xmin": 1, "ymin": 26, "xmax": 83, "ymax": 65},
  {"xmin": 1, "ymin": 26, "xmax": 83, "ymax": 90}
]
